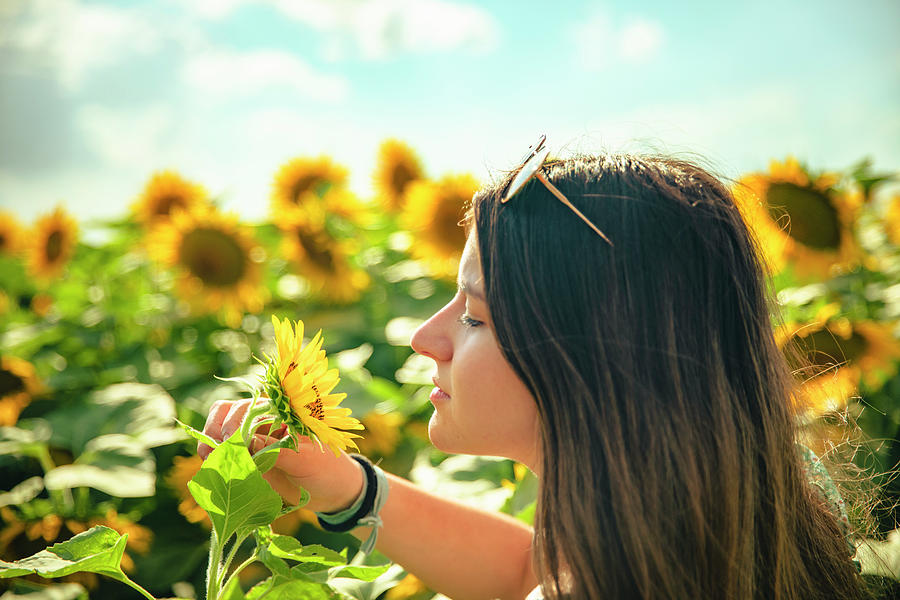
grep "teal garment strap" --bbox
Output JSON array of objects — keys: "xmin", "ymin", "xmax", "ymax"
[
  {"xmin": 315, "ymin": 457, "xmax": 390, "ymax": 554},
  {"xmin": 798, "ymin": 443, "xmax": 856, "ymax": 563},
  {"xmin": 356, "ymin": 464, "xmax": 389, "ymax": 554}
]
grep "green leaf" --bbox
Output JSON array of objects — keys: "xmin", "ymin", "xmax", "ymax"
[
  {"xmin": 0, "ymin": 476, "xmax": 44, "ymax": 508},
  {"xmin": 46, "ymin": 383, "xmax": 183, "ymax": 455},
  {"xmin": 187, "ymin": 429, "xmax": 282, "ymax": 543},
  {"xmin": 44, "ymin": 434, "xmax": 156, "ymax": 497},
  {"xmin": 264, "ymin": 537, "xmax": 345, "ymax": 567},
  {"xmin": 220, "ymin": 576, "xmax": 247, "ymax": 600},
  {"xmin": 0, "ymin": 526, "xmax": 129, "ymax": 582},
  {"xmin": 0, "ymin": 421, "xmax": 52, "ymax": 458},
  {"xmin": 0, "ymin": 581, "xmax": 88, "ymax": 600},
  {"xmin": 250, "ymin": 579, "xmax": 340, "ymax": 600},
  {"xmin": 174, "ymin": 418, "xmax": 220, "ymax": 450},
  {"xmin": 328, "ymin": 563, "xmax": 390, "ymax": 582},
  {"xmin": 44, "ymin": 464, "xmax": 155, "ymax": 498}
]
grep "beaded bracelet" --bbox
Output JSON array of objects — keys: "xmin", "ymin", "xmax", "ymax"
[{"xmin": 316, "ymin": 454, "xmax": 389, "ymax": 554}]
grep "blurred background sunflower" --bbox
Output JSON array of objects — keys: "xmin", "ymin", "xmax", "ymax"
[
  {"xmin": 277, "ymin": 209, "xmax": 370, "ymax": 303},
  {"xmin": 734, "ymin": 157, "xmax": 863, "ymax": 279},
  {"xmin": 374, "ymin": 139, "xmax": 425, "ymax": 213},
  {"xmin": 132, "ymin": 171, "xmax": 210, "ymax": 228},
  {"xmin": 146, "ymin": 205, "xmax": 266, "ymax": 326},
  {"xmin": 401, "ymin": 174, "xmax": 478, "ymax": 279},
  {"xmin": 25, "ymin": 207, "xmax": 78, "ymax": 280},
  {"xmin": 0, "ymin": 355, "xmax": 42, "ymax": 426},
  {"xmin": 886, "ymin": 194, "xmax": 900, "ymax": 246},
  {"xmin": 0, "ymin": 211, "xmax": 25, "ymax": 256},
  {"xmin": 779, "ymin": 304, "xmax": 900, "ymax": 417}
]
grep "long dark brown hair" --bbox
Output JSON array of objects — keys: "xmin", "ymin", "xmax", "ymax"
[{"xmin": 471, "ymin": 153, "xmax": 866, "ymax": 598}]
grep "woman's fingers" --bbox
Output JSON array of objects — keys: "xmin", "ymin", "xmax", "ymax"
[{"xmin": 198, "ymin": 399, "xmax": 238, "ymax": 458}]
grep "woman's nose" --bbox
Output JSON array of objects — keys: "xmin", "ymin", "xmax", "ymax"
[{"xmin": 410, "ymin": 304, "xmax": 453, "ymax": 362}]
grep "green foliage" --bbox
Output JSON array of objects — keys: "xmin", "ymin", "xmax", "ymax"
[
  {"xmin": 0, "ymin": 527, "xmax": 155, "ymax": 600},
  {"xmin": 1, "ymin": 151, "xmax": 898, "ymax": 598}
]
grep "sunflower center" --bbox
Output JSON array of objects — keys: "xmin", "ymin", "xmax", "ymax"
[
  {"xmin": 296, "ymin": 229, "xmax": 336, "ymax": 271},
  {"xmin": 291, "ymin": 177, "xmax": 332, "ymax": 204},
  {"xmin": 790, "ymin": 328, "xmax": 868, "ymax": 372},
  {"xmin": 179, "ymin": 227, "xmax": 247, "ymax": 286},
  {"xmin": 0, "ymin": 369, "xmax": 25, "ymax": 396},
  {"xmin": 391, "ymin": 164, "xmax": 417, "ymax": 197},
  {"xmin": 0, "ymin": 232, "xmax": 7, "ymax": 250},
  {"xmin": 154, "ymin": 195, "xmax": 186, "ymax": 216},
  {"xmin": 766, "ymin": 183, "xmax": 841, "ymax": 250},
  {"xmin": 435, "ymin": 196, "xmax": 467, "ymax": 249},
  {"xmin": 305, "ymin": 383, "xmax": 325, "ymax": 420},
  {"xmin": 45, "ymin": 231, "xmax": 63, "ymax": 262}
]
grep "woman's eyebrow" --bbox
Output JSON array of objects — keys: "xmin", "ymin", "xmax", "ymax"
[{"xmin": 457, "ymin": 280, "xmax": 486, "ymax": 302}]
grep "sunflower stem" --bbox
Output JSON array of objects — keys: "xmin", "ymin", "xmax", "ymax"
[
  {"xmin": 205, "ymin": 528, "xmax": 222, "ymax": 600},
  {"xmin": 220, "ymin": 550, "xmax": 258, "ymax": 596},
  {"xmin": 35, "ymin": 444, "xmax": 69, "ymax": 512},
  {"xmin": 217, "ymin": 531, "xmax": 250, "ymax": 590}
]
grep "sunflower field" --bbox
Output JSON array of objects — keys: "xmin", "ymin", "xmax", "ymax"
[{"xmin": 1, "ymin": 143, "xmax": 899, "ymax": 599}]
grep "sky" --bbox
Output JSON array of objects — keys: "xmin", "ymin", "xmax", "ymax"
[{"xmin": 1, "ymin": 0, "xmax": 898, "ymax": 227}]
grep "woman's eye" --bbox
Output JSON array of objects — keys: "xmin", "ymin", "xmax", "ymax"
[{"xmin": 457, "ymin": 314, "xmax": 483, "ymax": 328}]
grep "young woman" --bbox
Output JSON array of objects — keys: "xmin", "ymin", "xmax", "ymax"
[{"xmin": 201, "ymin": 140, "xmax": 865, "ymax": 599}]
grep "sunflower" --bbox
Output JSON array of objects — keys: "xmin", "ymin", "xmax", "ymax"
[
  {"xmin": 278, "ymin": 210, "xmax": 370, "ymax": 303},
  {"xmin": 886, "ymin": 194, "xmax": 900, "ymax": 247},
  {"xmin": 385, "ymin": 573, "xmax": 429, "ymax": 600},
  {"xmin": 0, "ymin": 211, "xmax": 25, "ymax": 255},
  {"xmin": 374, "ymin": 139, "xmax": 425, "ymax": 213},
  {"xmin": 26, "ymin": 206, "xmax": 78, "ymax": 280},
  {"xmin": 777, "ymin": 305, "xmax": 900, "ymax": 416},
  {"xmin": 733, "ymin": 157, "xmax": 863, "ymax": 279},
  {"xmin": 0, "ymin": 356, "xmax": 42, "ymax": 426},
  {"xmin": 270, "ymin": 156, "xmax": 362, "ymax": 219},
  {"xmin": 132, "ymin": 170, "xmax": 209, "ymax": 227},
  {"xmin": 29, "ymin": 293, "xmax": 53, "ymax": 318},
  {"xmin": 262, "ymin": 316, "xmax": 364, "ymax": 456},
  {"xmin": 147, "ymin": 205, "xmax": 266, "ymax": 327},
  {"xmin": 166, "ymin": 455, "xmax": 210, "ymax": 527},
  {"xmin": 355, "ymin": 411, "xmax": 405, "ymax": 457},
  {"xmin": 400, "ymin": 174, "xmax": 477, "ymax": 278}
]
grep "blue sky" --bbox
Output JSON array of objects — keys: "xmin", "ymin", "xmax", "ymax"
[{"xmin": 1, "ymin": 0, "xmax": 898, "ymax": 227}]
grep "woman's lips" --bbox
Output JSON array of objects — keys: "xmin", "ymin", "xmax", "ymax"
[{"xmin": 430, "ymin": 378, "xmax": 450, "ymax": 403}]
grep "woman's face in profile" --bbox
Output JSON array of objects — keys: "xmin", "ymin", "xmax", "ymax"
[{"xmin": 410, "ymin": 235, "xmax": 540, "ymax": 470}]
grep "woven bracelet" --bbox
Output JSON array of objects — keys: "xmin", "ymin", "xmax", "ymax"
[{"xmin": 317, "ymin": 454, "xmax": 378, "ymax": 533}]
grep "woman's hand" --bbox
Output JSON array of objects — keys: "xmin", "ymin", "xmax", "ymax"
[{"xmin": 199, "ymin": 398, "xmax": 364, "ymax": 513}]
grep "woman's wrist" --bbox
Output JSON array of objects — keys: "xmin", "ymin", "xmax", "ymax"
[{"xmin": 320, "ymin": 455, "xmax": 365, "ymax": 514}]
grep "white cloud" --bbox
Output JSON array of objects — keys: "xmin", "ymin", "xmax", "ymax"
[
  {"xmin": 182, "ymin": 49, "xmax": 349, "ymax": 101},
  {"xmin": 76, "ymin": 104, "xmax": 173, "ymax": 169},
  {"xmin": 183, "ymin": 0, "xmax": 500, "ymax": 60},
  {"xmin": 619, "ymin": 18, "xmax": 664, "ymax": 63},
  {"xmin": 0, "ymin": 0, "xmax": 161, "ymax": 90},
  {"xmin": 572, "ymin": 9, "xmax": 665, "ymax": 72}
]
